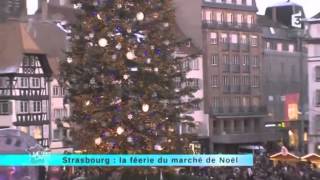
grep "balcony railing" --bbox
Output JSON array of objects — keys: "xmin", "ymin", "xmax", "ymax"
[
  {"xmin": 243, "ymin": 65, "xmax": 250, "ymax": 73},
  {"xmin": 231, "ymin": 65, "xmax": 241, "ymax": 73},
  {"xmin": 36, "ymin": 138, "xmax": 50, "ymax": 148},
  {"xmin": 223, "ymin": 65, "xmax": 230, "ymax": 72},
  {"xmin": 202, "ymin": 20, "xmax": 261, "ymax": 32},
  {"xmin": 240, "ymin": 44, "xmax": 250, "ymax": 51},
  {"xmin": 230, "ymin": 85, "xmax": 240, "ymax": 93},
  {"xmin": 241, "ymin": 85, "xmax": 251, "ymax": 94},
  {"xmin": 230, "ymin": 43, "xmax": 240, "ymax": 51},
  {"xmin": 221, "ymin": 43, "xmax": 229, "ymax": 51},
  {"xmin": 211, "ymin": 106, "xmax": 266, "ymax": 116},
  {"xmin": 223, "ymin": 85, "xmax": 231, "ymax": 94}
]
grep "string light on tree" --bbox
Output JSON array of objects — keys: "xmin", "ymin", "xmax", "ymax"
[
  {"xmin": 67, "ymin": 57, "xmax": 73, "ymax": 63},
  {"xmin": 154, "ymin": 144, "xmax": 163, "ymax": 151},
  {"xmin": 116, "ymin": 126, "xmax": 125, "ymax": 135},
  {"xmin": 95, "ymin": 137, "xmax": 102, "ymax": 145},
  {"xmin": 142, "ymin": 104, "xmax": 150, "ymax": 112},
  {"xmin": 136, "ymin": 12, "xmax": 145, "ymax": 21},
  {"xmin": 60, "ymin": 0, "xmax": 197, "ymax": 174},
  {"xmin": 98, "ymin": 38, "xmax": 108, "ymax": 47},
  {"xmin": 126, "ymin": 51, "xmax": 136, "ymax": 60}
]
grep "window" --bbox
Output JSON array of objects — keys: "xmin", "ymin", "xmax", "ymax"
[
  {"xmin": 187, "ymin": 79, "xmax": 200, "ymax": 89},
  {"xmin": 53, "ymin": 86, "xmax": 59, "ymax": 96},
  {"xmin": 316, "ymin": 67, "xmax": 320, "ymax": 82},
  {"xmin": 226, "ymin": 0, "xmax": 232, "ymax": 4},
  {"xmin": 210, "ymin": 32, "xmax": 217, "ymax": 44},
  {"xmin": 216, "ymin": 12, "xmax": 222, "ymax": 24},
  {"xmin": 252, "ymin": 97, "xmax": 260, "ymax": 106},
  {"xmin": 30, "ymin": 126, "xmax": 42, "ymax": 139},
  {"xmin": 241, "ymin": 35, "xmax": 247, "ymax": 44},
  {"xmin": 289, "ymin": 44, "xmax": 295, "ymax": 52},
  {"xmin": 32, "ymin": 78, "xmax": 40, "ymax": 87},
  {"xmin": 237, "ymin": 14, "xmax": 243, "ymax": 25},
  {"xmin": 291, "ymin": 65, "xmax": 296, "ymax": 82},
  {"xmin": 234, "ymin": 96, "xmax": 241, "ymax": 107},
  {"xmin": 222, "ymin": 97, "xmax": 230, "ymax": 109},
  {"xmin": 236, "ymin": 0, "xmax": 241, "ymax": 5},
  {"xmin": 233, "ymin": 55, "xmax": 239, "ymax": 65},
  {"xmin": 316, "ymin": 90, "xmax": 320, "ymax": 106},
  {"xmin": 231, "ymin": 34, "xmax": 238, "ymax": 44},
  {"xmin": 0, "ymin": 77, "xmax": 9, "ymax": 88},
  {"xmin": 227, "ymin": 13, "xmax": 233, "ymax": 24},
  {"xmin": 223, "ymin": 55, "xmax": 228, "ymax": 65},
  {"xmin": 277, "ymin": 43, "xmax": 283, "ymax": 51},
  {"xmin": 252, "ymin": 76, "xmax": 260, "ymax": 87},
  {"xmin": 53, "ymin": 129, "xmax": 62, "ymax": 140},
  {"xmin": 223, "ymin": 76, "xmax": 229, "ymax": 85},
  {"xmin": 0, "ymin": 101, "xmax": 11, "ymax": 115},
  {"xmin": 252, "ymin": 56, "xmax": 259, "ymax": 67},
  {"xmin": 242, "ymin": 96, "xmax": 250, "ymax": 107},
  {"xmin": 20, "ymin": 101, "xmax": 28, "ymax": 113},
  {"xmin": 242, "ymin": 76, "xmax": 250, "ymax": 85},
  {"xmin": 220, "ymin": 33, "xmax": 228, "ymax": 43},
  {"xmin": 266, "ymin": 42, "xmax": 271, "ymax": 49},
  {"xmin": 61, "ymin": 87, "xmax": 65, "ymax": 96},
  {"xmin": 33, "ymin": 101, "xmax": 41, "ymax": 113},
  {"xmin": 250, "ymin": 36, "xmax": 257, "ymax": 46},
  {"xmin": 243, "ymin": 55, "xmax": 250, "ymax": 66},
  {"xmin": 246, "ymin": 0, "xmax": 252, "ymax": 6},
  {"xmin": 54, "ymin": 108, "xmax": 68, "ymax": 119},
  {"xmin": 211, "ymin": 75, "xmax": 219, "ymax": 87},
  {"xmin": 189, "ymin": 59, "xmax": 199, "ymax": 70},
  {"xmin": 20, "ymin": 78, "xmax": 28, "ymax": 88},
  {"xmin": 213, "ymin": 97, "xmax": 220, "ymax": 110},
  {"xmin": 204, "ymin": 10, "xmax": 212, "ymax": 21},
  {"xmin": 232, "ymin": 76, "xmax": 240, "ymax": 85},
  {"xmin": 211, "ymin": 55, "xmax": 219, "ymax": 65},
  {"xmin": 182, "ymin": 60, "xmax": 189, "ymax": 70},
  {"xmin": 247, "ymin": 15, "xmax": 253, "ymax": 25}
]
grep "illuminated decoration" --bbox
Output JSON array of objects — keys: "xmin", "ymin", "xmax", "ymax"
[
  {"xmin": 95, "ymin": 137, "xmax": 102, "ymax": 145},
  {"xmin": 142, "ymin": 104, "xmax": 149, "ymax": 112},
  {"xmin": 284, "ymin": 93, "xmax": 300, "ymax": 121}
]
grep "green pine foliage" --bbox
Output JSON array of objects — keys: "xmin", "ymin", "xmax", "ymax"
[{"xmin": 60, "ymin": 0, "xmax": 199, "ymax": 173}]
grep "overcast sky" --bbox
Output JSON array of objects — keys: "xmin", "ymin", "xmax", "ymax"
[
  {"xmin": 27, "ymin": 0, "xmax": 320, "ymax": 18},
  {"xmin": 256, "ymin": 0, "xmax": 320, "ymax": 18}
]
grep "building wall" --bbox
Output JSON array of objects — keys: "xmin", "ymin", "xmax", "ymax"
[
  {"xmin": 201, "ymin": 0, "xmax": 268, "ymax": 153},
  {"xmin": 306, "ymin": 22, "xmax": 320, "ymax": 153},
  {"xmin": 0, "ymin": 100, "xmax": 16, "ymax": 128},
  {"xmin": 49, "ymin": 78, "xmax": 71, "ymax": 152}
]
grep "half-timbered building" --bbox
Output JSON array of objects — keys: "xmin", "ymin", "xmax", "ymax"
[{"xmin": 0, "ymin": 20, "xmax": 52, "ymax": 148}]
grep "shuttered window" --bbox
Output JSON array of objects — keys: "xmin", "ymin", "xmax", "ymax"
[{"xmin": 0, "ymin": 101, "xmax": 12, "ymax": 115}]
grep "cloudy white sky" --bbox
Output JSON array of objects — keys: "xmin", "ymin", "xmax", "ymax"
[{"xmin": 27, "ymin": 0, "xmax": 320, "ymax": 18}]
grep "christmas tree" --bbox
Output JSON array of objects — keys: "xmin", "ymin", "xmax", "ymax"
[{"xmin": 60, "ymin": 0, "xmax": 198, "ymax": 174}]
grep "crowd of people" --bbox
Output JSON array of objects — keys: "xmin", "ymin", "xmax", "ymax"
[{"xmin": 180, "ymin": 154, "xmax": 320, "ymax": 180}]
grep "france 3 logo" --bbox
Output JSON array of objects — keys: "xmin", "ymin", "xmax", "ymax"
[
  {"xmin": 25, "ymin": 144, "xmax": 49, "ymax": 164},
  {"xmin": 292, "ymin": 11, "xmax": 302, "ymax": 28}
]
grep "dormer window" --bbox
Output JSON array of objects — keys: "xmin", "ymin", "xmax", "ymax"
[{"xmin": 186, "ymin": 41, "xmax": 191, "ymax": 47}]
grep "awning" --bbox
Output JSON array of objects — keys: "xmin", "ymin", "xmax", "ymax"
[{"xmin": 301, "ymin": 153, "xmax": 320, "ymax": 162}]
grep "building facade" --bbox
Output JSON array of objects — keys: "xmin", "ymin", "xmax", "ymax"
[
  {"xmin": 259, "ymin": 2, "xmax": 308, "ymax": 153},
  {"xmin": 305, "ymin": 13, "xmax": 320, "ymax": 153},
  {"xmin": 201, "ymin": 0, "xmax": 268, "ymax": 153},
  {"xmin": 0, "ymin": 20, "xmax": 52, "ymax": 148}
]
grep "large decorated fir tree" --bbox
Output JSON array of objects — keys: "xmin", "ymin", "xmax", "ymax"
[{"xmin": 60, "ymin": 0, "xmax": 198, "ymax": 174}]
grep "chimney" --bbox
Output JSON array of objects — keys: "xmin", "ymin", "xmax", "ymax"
[
  {"xmin": 41, "ymin": 0, "xmax": 48, "ymax": 20},
  {"xmin": 272, "ymin": 7, "xmax": 277, "ymax": 22}
]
